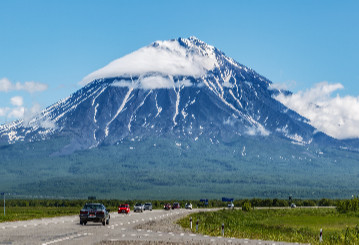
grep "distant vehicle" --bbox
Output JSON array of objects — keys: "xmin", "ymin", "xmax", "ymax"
[
  {"xmin": 144, "ymin": 202, "xmax": 153, "ymax": 211},
  {"xmin": 291, "ymin": 203, "xmax": 296, "ymax": 208},
  {"xmin": 228, "ymin": 202, "xmax": 234, "ymax": 209},
  {"xmin": 134, "ymin": 203, "xmax": 144, "ymax": 212},
  {"xmin": 172, "ymin": 202, "xmax": 180, "ymax": 209},
  {"xmin": 118, "ymin": 204, "xmax": 130, "ymax": 214},
  {"xmin": 185, "ymin": 203, "xmax": 192, "ymax": 210},
  {"xmin": 164, "ymin": 203, "xmax": 171, "ymax": 210},
  {"xmin": 199, "ymin": 199, "xmax": 209, "ymax": 207},
  {"xmin": 79, "ymin": 203, "xmax": 110, "ymax": 226}
]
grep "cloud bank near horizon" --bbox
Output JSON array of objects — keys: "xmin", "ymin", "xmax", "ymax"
[
  {"xmin": 0, "ymin": 78, "xmax": 49, "ymax": 125},
  {"xmin": 275, "ymin": 82, "xmax": 359, "ymax": 139},
  {"xmin": 0, "ymin": 78, "xmax": 48, "ymax": 93}
]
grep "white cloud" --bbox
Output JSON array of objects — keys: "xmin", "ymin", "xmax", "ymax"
[
  {"xmin": 0, "ymin": 77, "xmax": 48, "ymax": 93},
  {"xmin": 0, "ymin": 107, "xmax": 10, "ymax": 117},
  {"xmin": 0, "ymin": 78, "xmax": 13, "ymax": 92},
  {"xmin": 15, "ymin": 81, "xmax": 48, "ymax": 93},
  {"xmin": 81, "ymin": 38, "xmax": 217, "ymax": 85},
  {"xmin": 275, "ymin": 82, "xmax": 359, "ymax": 139},
  {"xmin": 7, "ymin": 107, "xmax": 25, "ymax": 119},
  {"xmin": 269, "ymin": 80, "xmax": 297, "ymax": 91},
  {"xmin": 10, "ymin": 96, "xmax": 23, "ymax": 106},
  {"xmin": 23, "ymin": 103, "xmax": 42, "ymax": 125},
  {"xmin": 112, "ymin": 76, "xmax": 193, "ymax": 90}
]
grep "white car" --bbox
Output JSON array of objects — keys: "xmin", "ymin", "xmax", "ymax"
[
  {"xmin": 134, "ymin": 203, "xmax": 144, "ymax": 212},
  {"xmin": 228, "ymin": 202, "xmax": 234, "ymax": 209},
  {"xmin": 185, "ymin": 203, "xmax": 192, "ymax": 210}
]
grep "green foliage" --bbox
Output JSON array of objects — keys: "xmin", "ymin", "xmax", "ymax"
[
  {"xmin": 178, "ymin": 208, "xmax": 359, "ymax": 244},
  {"xmin": 242, "ymin": 201, "xmax": 252, "ymax": 212},
  {"xmin": 337, "ymin": 196, "xmax": 359, "ymax": 213},
  {"xmin": 0, "ymin": 206, "xmax": 80, "ymax": 223},
  {"xmin": 1, "ymin": 135, "xmax": 359, "ymax": 199}
]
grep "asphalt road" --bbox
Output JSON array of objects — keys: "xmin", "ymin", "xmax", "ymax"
[{"xmin": 0, "ymin": 208, "xmax": 307, "ymax": 245}]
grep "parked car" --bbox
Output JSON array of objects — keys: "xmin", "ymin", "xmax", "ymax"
[
  {"xmin": 164, "ymin": 203, "xmax": 171, "ymax": 210},
  {"xmin": 118, "ymin": 204, "xmax": 130, "ymax": 214},
  {"xmin": 172, "ymin": 202, "xmax": 180, "ymax": 209},
  {"xmin": 228, "ymin": 202, "xmax": 234, "ymax": 209},
  {"xmin": 134, "ymin": 203, "xmax": 144, "ymax": 212},
  {"xmin": 185, "ymin": 203, "xmax": 192, "ymax": 210},
  {"xmin": 79, "ymin": 203, "xmax": 110, "ymax": 226},
  {"xmin": 144, "ymin": 202, "xmax": 153, "ymax": 211}
]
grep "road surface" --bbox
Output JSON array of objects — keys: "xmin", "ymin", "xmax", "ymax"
[{"xmin": 0, "ymin": 208, "xmax": 306, "ymax": 245}]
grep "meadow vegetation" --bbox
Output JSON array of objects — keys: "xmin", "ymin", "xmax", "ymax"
[
  {"xmin": 178, "ymin": 203, "xmax": 359, "ymax": 244},
  {"xmin": 0, "ymin": 198, "xmax": 335, "ymax": 223}
]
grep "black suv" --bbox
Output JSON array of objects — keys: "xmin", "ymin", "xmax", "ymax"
[{"xmin": 79, "ymin": 203, "xmax": 110, "ymax": 225}]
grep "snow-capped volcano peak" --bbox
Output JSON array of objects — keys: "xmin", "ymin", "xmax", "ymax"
[
  {"xmin": 82, "ymin": 37, "xmax": 219, "ymax": 85},
  {"xmin": 2, "ymin": 36, "xmax": 340, "ymax": 153}
]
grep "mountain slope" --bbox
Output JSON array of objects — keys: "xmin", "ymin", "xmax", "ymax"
[
  {"xmin": 0, "ymin": 37, "xmax": 358, "ymax": 199},
  {"xmin": 0, "ymin": 37, "xmax": 319, "ymax": 152}
]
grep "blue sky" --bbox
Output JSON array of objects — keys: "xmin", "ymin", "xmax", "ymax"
[{"xmin": 1, "ymin": 0, "xmax": 358, "ymax": 126}]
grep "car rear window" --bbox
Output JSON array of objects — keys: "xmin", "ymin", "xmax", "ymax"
[{"xmin": 84, "ymin": 204, "xmax": 102, "ymax": 210}]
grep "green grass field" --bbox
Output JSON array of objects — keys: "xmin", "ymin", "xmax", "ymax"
[
  {"xmin": 0, "ymin": 206, "xmax": 80, "ymax": 223},
  {"xmin": 178, "ymin": 208, "xmax": 359, "ymax": 244}
]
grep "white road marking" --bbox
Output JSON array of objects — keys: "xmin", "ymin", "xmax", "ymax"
[{"xmin": 42, "ymin": 233, "xmax": 90, "ymax": 245}]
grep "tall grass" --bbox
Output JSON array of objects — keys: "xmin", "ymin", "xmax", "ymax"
[
  {"xmin": 0, "ymin": 206, "xmax": 80, "ymax": 223},
  {"xmin": 178, "ymin": 208, "xmax": 359, "ymax": 244}
]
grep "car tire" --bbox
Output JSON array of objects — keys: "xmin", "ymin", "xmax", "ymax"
[
  {"xmin": 106, "ymin": 218, "xmax": 109, "ymax": 225},
  {"xmin": 102, "ymin": 220, "xmax": 106, "ymax": 226},
  {"xmin": 84, "ymin": 221, "xmax": 87, "ymax": 225},
  {"xmin": 80, "ymin": 220, "xmax": 83, "ymax": 225}
]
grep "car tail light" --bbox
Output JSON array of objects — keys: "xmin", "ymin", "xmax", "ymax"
[
  {"xmin": 80, "ymin": 211, "xmax": 87, "ymax": 214},
  {"xmin": 96, "ymin": 211, "xmax": 104, "ymax": 215}
]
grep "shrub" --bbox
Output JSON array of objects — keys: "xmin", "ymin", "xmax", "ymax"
[{"xmin": 242, "ymin": 201, "xmax": 252, "ymax": 212}]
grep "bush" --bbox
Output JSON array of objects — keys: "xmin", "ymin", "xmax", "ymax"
[
  {"xmin": 337, "ymin": 196, "xmax": 359, "ymax": 213},
  {"xmin": 242, "ymin": 201, "xmax": 252, "ymax": 212}
]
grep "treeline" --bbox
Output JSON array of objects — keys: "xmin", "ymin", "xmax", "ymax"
[
  {"xmin": 4, "ymin": 198, "xmax": 338, "ymax": 209},
  {"xmin": 337, "ymin": 196, "xmax": 359, "ymax": 213}
]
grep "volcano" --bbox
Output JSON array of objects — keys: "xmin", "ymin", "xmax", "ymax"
[{"xmin": 0, "ymin": 37, "xmax": 358, "ymax": 199}]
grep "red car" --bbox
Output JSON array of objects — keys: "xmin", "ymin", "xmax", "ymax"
[
  {"xmin": 164, "ymin": 203, "xmax": 171, "ymax": 210},
  {"xmin": 118, "ymin": 204, "xmax": 130, "ymax": 214}
]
